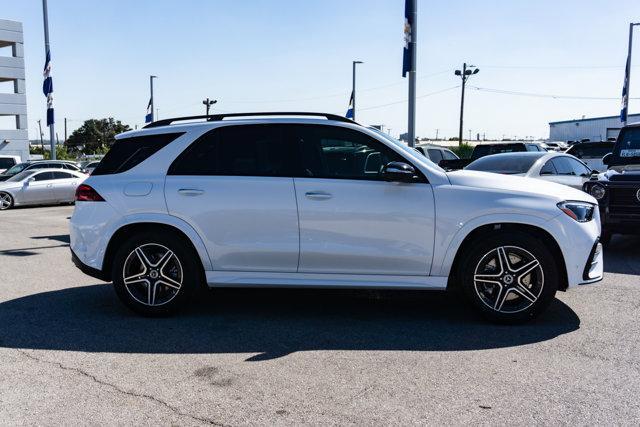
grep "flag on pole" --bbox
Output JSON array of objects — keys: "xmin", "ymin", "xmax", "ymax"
[
  {"xmin": 402, "ymin": 0, "xmax": 415, "ymax": 77},
  {"xmin": 621, "ymin": 54, "xmax": 631, "ymax": 122},
  {"xmin": 345, "ymin": 91, "xmax": 354, "ymax": 119},
  {"xmin": 145, "ymin": 97, "xmax": 153, "ymax": 123},
  {"xmin": 42, "ymin": 50, "xmax": 54, "ymax": 126}
]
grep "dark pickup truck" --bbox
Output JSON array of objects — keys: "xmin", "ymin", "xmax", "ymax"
[
  {"xmin": 438, "ymin": 142, "xmax": 547, "ymax": 170},
  {"xmin": 583, "ymin": 123, "xmax": 640, "ymax": 245}
]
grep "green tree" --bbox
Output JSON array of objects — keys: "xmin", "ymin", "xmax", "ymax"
[
  {"xmin": 450, "ymin": 143, "xmax": 474, "ymax": 159},
  {"xmin": 65, "ymin": 118, "xmax": 131, "ymax": 154}
]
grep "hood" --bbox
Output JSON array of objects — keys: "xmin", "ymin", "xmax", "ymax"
[
  {"xmin": 447, "ymin": 170, "xmax": 596, "ymax": 204},
  {"xmin": 598, "ymin": 168, "xmax": 640, "ymax": 182}
]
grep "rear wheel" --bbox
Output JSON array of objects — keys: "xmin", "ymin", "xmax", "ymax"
[
  {"xmin": 0, "ymin": 192, "xmax": 13, "ymax": 210},
  {"xmin": 112, "ymin": 232, "xmax": 201, "ymax": 316},
  {"xmin": 458, "ymin": 230, "xmax": 558, "ymax": 323}
]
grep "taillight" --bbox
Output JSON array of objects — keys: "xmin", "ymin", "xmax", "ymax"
[{"xmin": 75, "ymin": 184, "xmax": 105, "ymax": 202}]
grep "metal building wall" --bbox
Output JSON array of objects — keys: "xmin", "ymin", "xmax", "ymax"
[
  {"xmin": 0, "ymin": 19, "xmax": 28, "ymax": 161},
  {"xmin": 549, "ymin": 114, "xmax": 640, "ymax": 142}
]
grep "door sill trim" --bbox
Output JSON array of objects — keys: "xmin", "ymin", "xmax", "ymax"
[{"xmin": 205, "ymin": 271, "xmax": 447, "ymax": 290}]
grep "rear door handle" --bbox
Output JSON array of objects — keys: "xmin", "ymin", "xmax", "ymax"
[
  {"xmin": 305, "ymin": 191, "xmax": 332, "ymax": 200},
  {"xmin": 178, "ymin": 188, "xmax": 204, "ymax": 196}
]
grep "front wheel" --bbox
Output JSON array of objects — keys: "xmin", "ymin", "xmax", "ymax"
[
  {"xmin": 112, "ymin": 232, "xmax": 202, "ymax": 316},
  {"xmin": 458, "ymin": 231, "xmax": 559, "ymax": 324},
  {"xmin": 0, "ymin": 192, "xmax": 13, "ymax": 210}
]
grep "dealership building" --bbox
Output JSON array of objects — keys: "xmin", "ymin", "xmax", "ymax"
[
  {"xmin": 0, "ymin": 19, "xmax": 28, "ymax": 161},
  {"xmin": 548, "ymin": 113, "xmax": 640, "ymax": 142}
]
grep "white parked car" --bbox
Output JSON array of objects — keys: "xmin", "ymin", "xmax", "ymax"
[
  {"xmin": 70, "ymin": 113, "xmax": 602, "ymax": 323},
  {"xmin": 0, "ymin": 168, "xmax": 86, "ymax": 210},
  {"xmin": 0, "ymin": 155, "xmax": 21, "ymax": 174},
  {"xmin": 414, "ymin": 143, "xmax": 459, "ymax": 164},
  {"xmin": 466, "ymin": 152, "xmax": 592, "ymax": 190}
]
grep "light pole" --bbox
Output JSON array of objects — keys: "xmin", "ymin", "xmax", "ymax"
[
  {"xmin": 622, "ymin": 23, "xmax": 640, "ymax": 126},
  {"xmin": 352, "ymin": 61, "xmax": 363, "ymax": 121},
  {"xmin": 42, "ymin": 0, "xmax": 56, "ymax": 159},
  {"xmin": 202, "ymin": 98, "xmax": 217, "ymax": 117},
  {"xmin": 149, "ymin": 75, "xmax": 157, "ymax": 122},
  {"xmin": 454, "ymin": 63, "xmax": 480, "ymax": 145}
]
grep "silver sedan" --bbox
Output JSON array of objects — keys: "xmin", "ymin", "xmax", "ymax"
[
  {"xmin": 0, "ymin": 168, "xmax": 87, "ymax": 210},
  {"xmin": 466, "ymin": 151, "xmax": 592, "ymax": 190}
]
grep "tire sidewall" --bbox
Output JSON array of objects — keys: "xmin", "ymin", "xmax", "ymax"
[
  {"xmin": 112, "ymin": 231, "xmax": 200, "ymax": 316},
  {"xmin": 459, "ymin": 230, "xmax": 559, "ymax": 323}
]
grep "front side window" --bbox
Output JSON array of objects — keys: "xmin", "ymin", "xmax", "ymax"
[
  {"xmin": 290, "ymin": 125, "xmax": 410, "ymax": 181},
  {"xmin": 540, "ymin": 160, "xmax": 557, "ymax": 175},
  {"xmin": 551, "ymin": 157, "xmax": 575, "ymax": 175},
  {"xmin": 33, "ymin": 172, "xmax": 54, "ymax": 181},
  {"xmin": 443, "ymin": 149, "xmax": 458, "ymax": 160},
  {"xmin": 169, "ymin": 125, "xmax": 296, "ymax": 176},
  {"xmin": 565, "ymin": 157, "xmax": 591, "ymax": 176}
]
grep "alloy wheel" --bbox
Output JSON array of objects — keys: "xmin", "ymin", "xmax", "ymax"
[
  {"xmin": 122, "ymin": 243, "xmax": 183, "ymax": 306},
  {"xmin": 473, "ymin": 246, "xmax": 544, "ymax": 314},
  {"xmin": 0, "ymin": 193, "xmax": 12, "ymax": 210}
]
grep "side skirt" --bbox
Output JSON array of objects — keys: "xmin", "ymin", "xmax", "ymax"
[{"xmin": 205, "ymin": 271, "xmax": 448, "ymax": 290}]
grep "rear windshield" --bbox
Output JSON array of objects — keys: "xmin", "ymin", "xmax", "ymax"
[
  {"xmin": 566, "ymin": 142, "xmax": 614, "ymax": 159},
  {"xmin": 92, "ymin": 132, "xmax": 184, "ymax": 175},
  {"xmin": 473, "ymin": 144, "xmax": 525, "ymax": 159},
  {"xmin": 614, "ymin": 128, "xmax": 640, "ymax": 159},
  {"xmin": 0, "ymin": 158, "xmax": 16, "ymax": 169},
  {"xmin": 466, "ymin": 153, "xmax": 543, "ymax": 174}
]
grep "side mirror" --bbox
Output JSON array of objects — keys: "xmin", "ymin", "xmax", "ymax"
[
  {"xmin": 382, "ymin": 161, "xmax": 417, "ymax": 183},
  {"xmin": 24, "ymin": 177, "xmax": 34, "ymax": 185},
  {"xmin": 602, "ymin": 152, "xmax": 612, "ymax": 167}
]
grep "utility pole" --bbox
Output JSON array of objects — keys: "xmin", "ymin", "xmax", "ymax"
[
  {"xmin": 622, "ymin": 23, "xmax": 640, "ymax": 126},
  {"xmin": 202, "ymin": 98, "xmax": 217, "ymax": 116},
  {"xmin": 454, "ymin": 63, "xmax": 480, "ymax": 146},
  {"xmin": 42, "ymin": 0, "xmax": 56, "ymax": 159},
  {"xmin": 149, "ymin": 75, "xmax": 157, "ymax": 122},
  {"xmin": 435, "ymin": 129, "xmax": 439, "ymax": 140},
  {"xmin": 352, "ymin": 61, "xmax": 363, "ymax": 121},
  {"xmin": 64, "ymin": 117, "xmax": 67, "ymax": 142}
]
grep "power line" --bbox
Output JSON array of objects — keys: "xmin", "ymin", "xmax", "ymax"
[
  {"xmin": 482, "ymin": 64, "xmax": 639, "ymax": 70},
  {"xmin": 359, "ymin": 85, "xmax": 460, "ymax": 111},
  {"xmin": 470, "ymin": 85, "xmax": 640, "ymax": 100}
]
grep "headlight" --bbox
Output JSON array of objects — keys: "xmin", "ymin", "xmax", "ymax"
[
  {"xmin": 589, "ymin": 184, "xmax": 606, "ymax": 200},
  {"xmin": 557, "ymin": 201, "xmax": 595, "ymax": 222}
]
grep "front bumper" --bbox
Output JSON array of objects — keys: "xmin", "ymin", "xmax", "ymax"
[
  {"xmin": 71, "ymin": 248, "xmax": 109, "ymax": 282},
  {"xmin": 579, "ymin": 239, "xmax": 603, "ymax": 285}
]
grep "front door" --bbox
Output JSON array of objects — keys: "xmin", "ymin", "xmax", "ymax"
[
  {"xmin": 290, "ymin": 125, "xmax": 435, "ymax": 276},
  {"xmin": 165, "ymin": 124, "xmax": 300, "ymax": 272},
  {"xmin": 20, "ymin": 171, "xmax": 55, "ymax": 205}
]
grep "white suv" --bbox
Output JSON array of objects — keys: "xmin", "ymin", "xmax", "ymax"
[{"xmin": 70, "ymin": 113, "xmax": 603, "ymax": 323}]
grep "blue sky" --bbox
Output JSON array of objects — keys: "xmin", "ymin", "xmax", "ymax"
[{"xmin": 3, "ymin": 0, "xmax": 640, "ymax": 140}]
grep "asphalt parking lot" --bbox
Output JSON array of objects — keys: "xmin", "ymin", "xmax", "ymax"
[{"xmin": 1, "ymin": 205, "xmax": 639, "ymax": 425}]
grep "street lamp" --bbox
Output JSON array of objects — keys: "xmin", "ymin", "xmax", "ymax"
[
  {"xmin": 454, "ymin": 63, "xmax": 480, "ymax": 146},
  {"xmin": 202, "ymin": 98, "xmax": 218, "ymax": 117},
  {"xmin": 352, "ymin": 61, "xmax": 363, "ymax": 121}
]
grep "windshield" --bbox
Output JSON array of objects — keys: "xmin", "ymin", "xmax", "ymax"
[
  {"xmin": 466, "ymin": 153, "xmax": 544, "ymax": 174},
  {"xmin": 3, "ymin": 163, "xmax": 27, "ymax": 175},
  {"xmin": 615, "ymin": 128, "xmax": 640, "ymax": 159},
  {"xmin": 6, "ymin": 170, "xmax": 35, "ymax": 182}
]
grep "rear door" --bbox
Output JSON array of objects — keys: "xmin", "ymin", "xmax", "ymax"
[
  {"xmin": 291, "ymin": 124, "xmax": 435, "ymax": 276},
  {"xmin": 50, "ymin": 171, "xmax": 81, "ymax": 201},
  {"xmin": 165, "ymin": 124, "xmax": 300, "ymax": 272}
]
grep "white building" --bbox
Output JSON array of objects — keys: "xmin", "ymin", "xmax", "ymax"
[
  {"xmin": 0, "ymin": 19, "xmax": 28, "ymax": 161},
  {"xmin": 548, "ymin": 114, "xmax": 640, "ymax": 142}
]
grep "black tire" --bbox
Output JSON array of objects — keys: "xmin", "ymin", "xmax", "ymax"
[
  {"xmin": 458, "ymin": 230, "xmax": 558, "ymax": 324},
  {"xmin": 0, "ymin": 192, "xmax": 14, "ymax": 210},
  {"xmin": 112, "ymin": 231, "xmax": 202, "ymax": 316}
]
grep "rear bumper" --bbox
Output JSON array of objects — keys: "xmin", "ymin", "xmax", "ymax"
[{"xmin": 71, "ymin": 248, "xmax": 109, "ymax": 282}]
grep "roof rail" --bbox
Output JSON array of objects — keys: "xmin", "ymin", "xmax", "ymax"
[{"xmin": 144, "ymin": 112, "xmax": 356, "ymax": 129}]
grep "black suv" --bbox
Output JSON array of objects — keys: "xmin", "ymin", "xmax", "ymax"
[{"xmin": 583, "ymin": 124, "xmax": 640, "ymax": 245}]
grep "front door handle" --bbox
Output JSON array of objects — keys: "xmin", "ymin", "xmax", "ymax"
[
  {"xmin": 305, "ymin": 191, "xmax": 332, "ymax": 200},
  {"xmin": 178, "ymin": 188, "xmax": 204, "ymax": 196}
]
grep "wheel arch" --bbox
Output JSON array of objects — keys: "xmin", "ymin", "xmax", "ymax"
[
  {"xmin": 102, "ymin": 221, "xmax": 210, "ymax": 281},
  {"xmin": 446, "ymin": 222, "xmax": 568, "ymax": 292}
]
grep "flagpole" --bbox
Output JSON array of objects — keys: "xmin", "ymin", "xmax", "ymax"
[
  {"xmin": 42, "ymin": 0, "xmax": 55, "ymax": 160},
  {"xmin": 623, "ymin": 23, "xmax": 639, "ymax": 126},
  {"xmin": 352, "ymin": 61, "xmax": 363, "ymax": 121},
  {"xmin": 150, "ymin": 75, "xmax": 157, "ymax": 123},
  {"xmin": 407, "ymin": 0, "xmax": 417, "ymax": 148}
]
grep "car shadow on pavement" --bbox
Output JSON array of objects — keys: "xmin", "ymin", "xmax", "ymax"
[
  {"xmin": 603, "ymin": 235, "xmax": 640, "ymax": 275},
  {"xmin": 0, "ymin": 285, "xmax": 580, "ymax": 361}
]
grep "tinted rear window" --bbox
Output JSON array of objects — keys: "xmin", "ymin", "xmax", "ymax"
[
  {"xmin": 614, "ymin": 128, "xmax": 640, "ymax": 159},
  {"xmin": 467, "ymin": 153, "xmax": 543, "ymax": 174},
  {"xmin": 92, "ymin": 133, "xmax": 184, "ymax": 176},
  {"xmin": 473, "ymin": 144, "xmax": 526, "ymax": 158},
  {"xmin": 0, "ymin": 158, "xmax": 16, "ymax": 169},
  {"xmin": 566, "ymin": 142, "xmax": 614, "ymax": 159}
]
